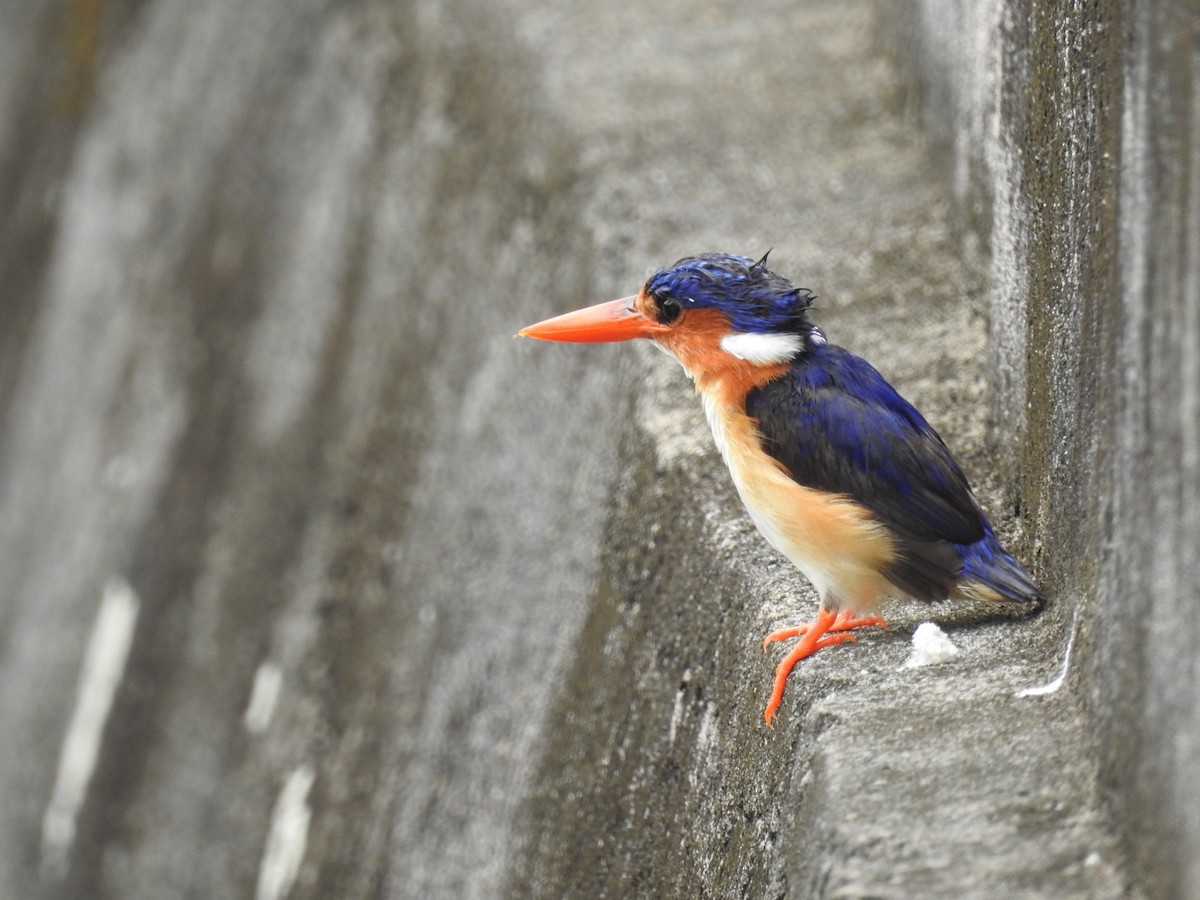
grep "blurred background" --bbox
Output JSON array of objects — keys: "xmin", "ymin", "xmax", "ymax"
[{"xmin": 0, "ymin": 0, "xmax": 1197, "ymax": 897}]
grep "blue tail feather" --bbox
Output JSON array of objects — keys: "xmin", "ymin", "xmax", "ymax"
[{"xmin": 957, "ymin": 528, "xmax": 1045, "ymax": 606}]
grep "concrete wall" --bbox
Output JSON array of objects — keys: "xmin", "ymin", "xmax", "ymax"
[
  {"xmin": 901, "ymin": 1, "xmax": 1200, "ymax": 895},
  {"xmin": 0, "ymin": 0, "xmax": 1194, "ymax": 897}
]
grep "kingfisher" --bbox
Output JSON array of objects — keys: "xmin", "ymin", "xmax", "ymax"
[{"xmin": 519, "ymin": 252, "xmax": 1044, "ymax": 726}]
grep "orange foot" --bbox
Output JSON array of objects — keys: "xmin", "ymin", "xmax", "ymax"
[{"xmin": 762, "ymin": 606, "xmax": 886, "ymax": 727}]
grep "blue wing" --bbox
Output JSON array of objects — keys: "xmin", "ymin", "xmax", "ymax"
[{"xmin": 745, "ymin": 342, "xmax": 987, "ymax": 601}]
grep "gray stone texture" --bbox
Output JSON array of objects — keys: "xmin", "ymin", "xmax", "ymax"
[{"xmin": 0, "ymin": 0, "xmax": 1194, "ymax": 897}]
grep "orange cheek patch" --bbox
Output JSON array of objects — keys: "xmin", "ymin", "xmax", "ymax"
[{"xmin": 654, "ymin": 309, "xmax": 791, "ymax": 404}]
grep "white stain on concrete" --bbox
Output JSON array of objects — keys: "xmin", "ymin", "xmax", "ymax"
[
  {"xmin": 40, "ymin": 577, "xmax": 140, "ymax": 876},
  {"xmin": 255, "ymin": 764, "xmax": 316, "ymax": 900},
  {"xmin": 243, "ymin": 662, "xmax": 284, "ymax": 734},
  {"xmin": 1016, "ymin": 607, "xmax": 1078, "ymax": 699}
]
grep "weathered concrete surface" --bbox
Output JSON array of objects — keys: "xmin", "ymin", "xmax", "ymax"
[
  {"xmin": 901, "ymin": 2, "xmax": 1200, "ymax": 897},
  {"xmin": 0, "ymin": 0, "xmax": 1192, "ymax": 897}
]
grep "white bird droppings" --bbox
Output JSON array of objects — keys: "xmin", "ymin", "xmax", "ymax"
[{"xmin": 903, "ymin": 622, "xmax": 960, "ymax": 669}]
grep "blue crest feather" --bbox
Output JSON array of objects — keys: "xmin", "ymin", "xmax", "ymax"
[{"xmin": 645, "ymin": 254, "xmax": 815, "ymax": 334}]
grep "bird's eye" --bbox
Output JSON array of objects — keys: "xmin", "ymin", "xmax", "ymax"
[{"xmin": 656, "ymin": 296, "xmax": 683, "ymax": 325}]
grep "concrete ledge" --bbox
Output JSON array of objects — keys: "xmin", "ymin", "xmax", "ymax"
[{"xmin": 0, "ymin": 0, "xmax": 1194, "ymax": 897}]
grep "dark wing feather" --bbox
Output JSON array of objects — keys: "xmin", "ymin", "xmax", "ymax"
[{"xmin": 745, "ymin": 343, "xmax": 985, "ymax": 601}]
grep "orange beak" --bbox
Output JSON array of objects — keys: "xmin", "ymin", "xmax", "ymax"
[{"xmin": 518, "ymin": 296, "xmax": 669, "ymax": 343}]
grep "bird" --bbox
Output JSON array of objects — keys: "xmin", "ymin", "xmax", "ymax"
[{"xmin": 519, "ymin": 252, "xmax": 1044, "ymax": 726}]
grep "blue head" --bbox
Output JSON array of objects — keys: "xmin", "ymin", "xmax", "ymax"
[{"xmin": 644, "ymin": 252, "xmax": 816, "ymax": 335}]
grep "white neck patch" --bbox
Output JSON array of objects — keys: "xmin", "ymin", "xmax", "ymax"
[{"xmin": 719, "ymin": 331, "xmax": 804, "ymax": 365}]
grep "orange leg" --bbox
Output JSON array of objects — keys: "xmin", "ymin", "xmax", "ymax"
[{"xmin": 762, "ymin": 607, "xmax": 887, "ymax": 727}]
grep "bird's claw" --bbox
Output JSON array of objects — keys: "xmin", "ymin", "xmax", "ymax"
[{"xmin": 760, "ymin": 607, "xmax": 886, "ymax": 726}]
